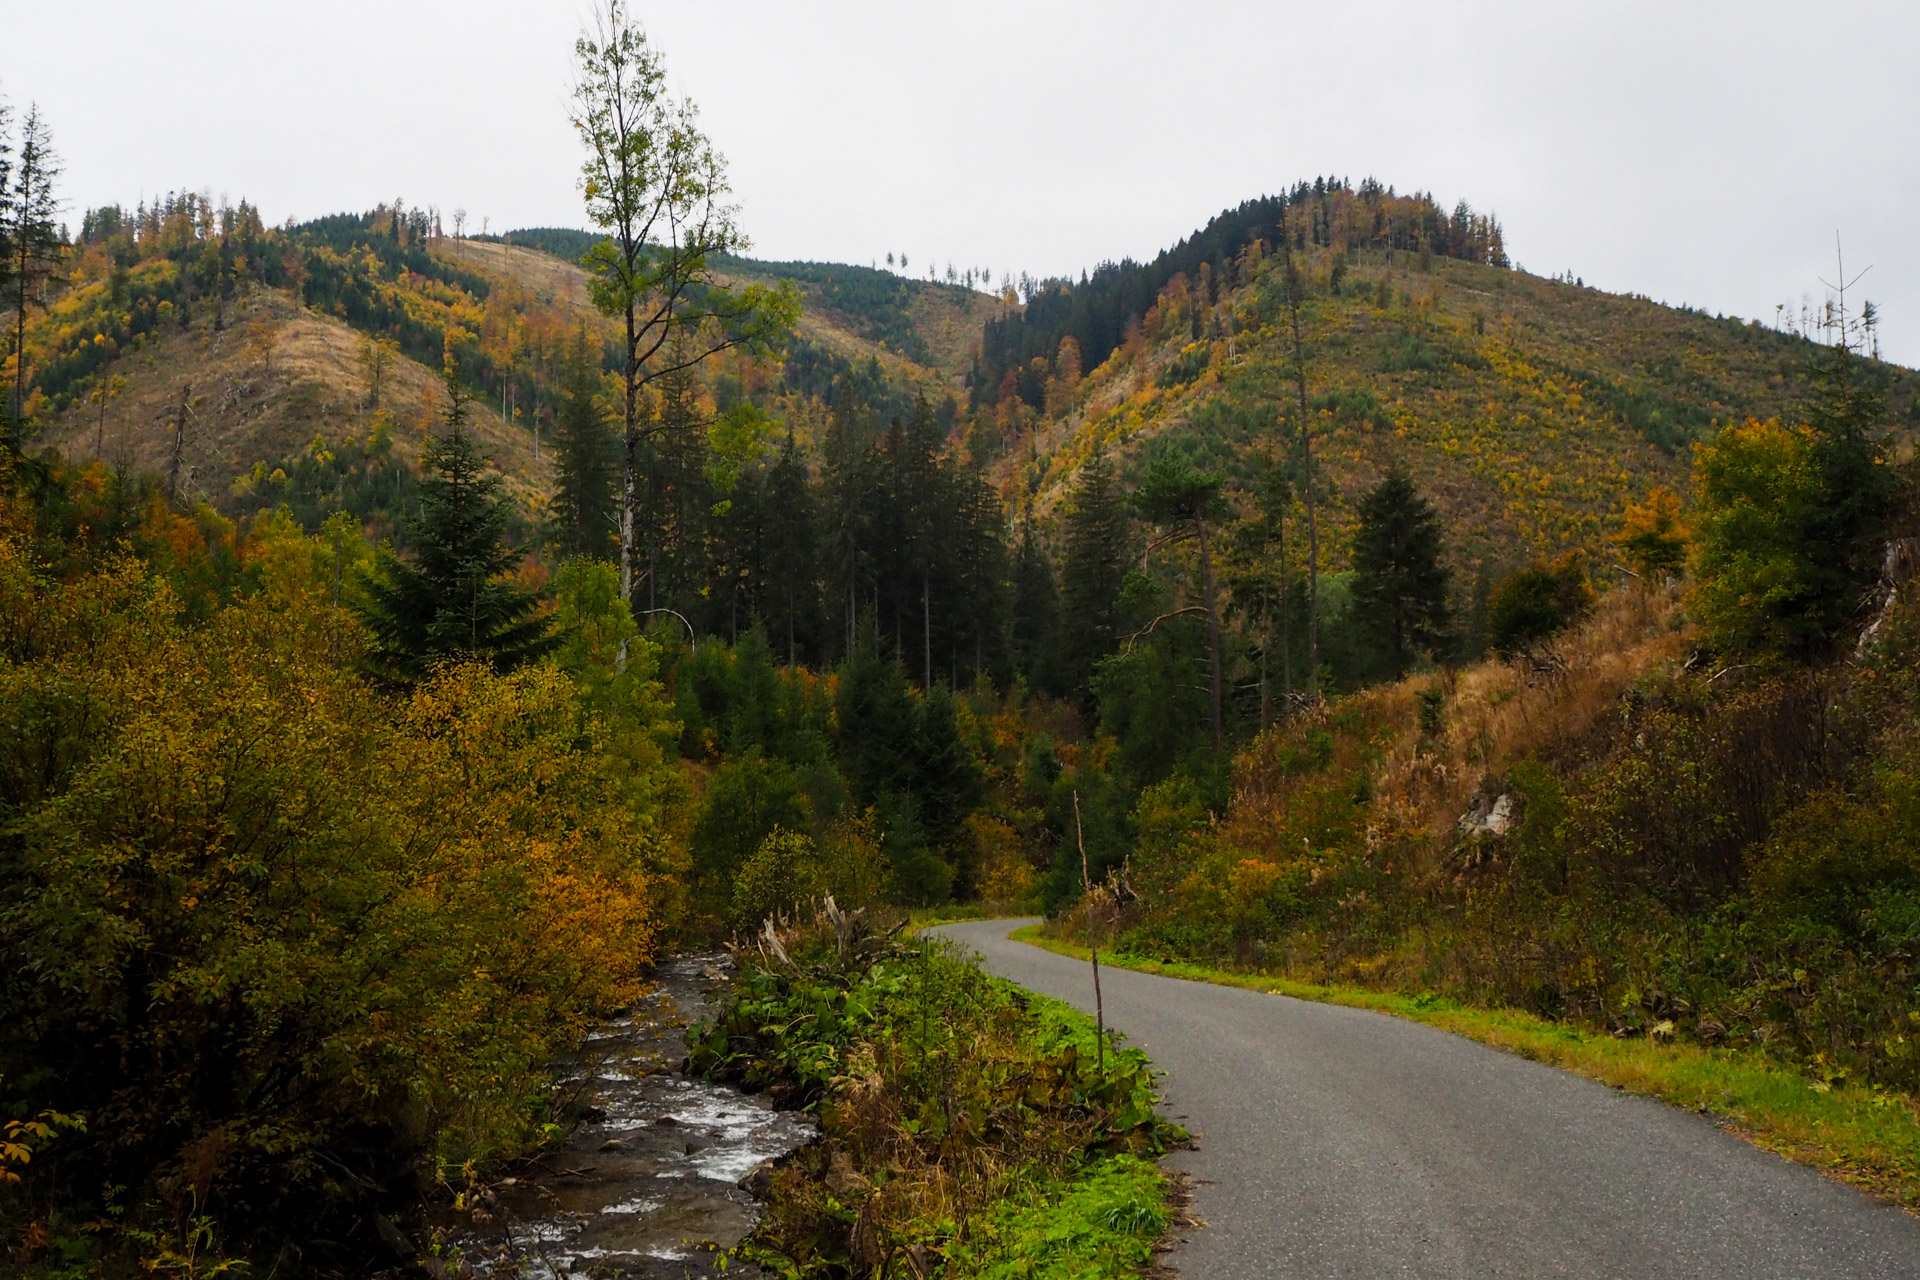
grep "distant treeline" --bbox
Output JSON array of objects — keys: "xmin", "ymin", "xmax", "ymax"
[{"xmin": 970, "ymin": 176, "xmax": 1509, "ymax": 410}]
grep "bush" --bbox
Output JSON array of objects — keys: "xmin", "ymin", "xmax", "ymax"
[
  {"xmin": 689, "ymin": 751, "xmax": 812, "ymax": 921},
  {"xmin": 1689, "ymin": 410, "xmax": 1894, "ymax": 662},
  {"xmin": 1487, "ymin": 552, "xmax": 1594, "ymax": 655},
  {"xmin": 689, "ymin": 905, "xmax": 1176, "ymax": 1275},
  {"xmin": 0, "ymin": 536, "xmax": 662, "ymax": 1265}
]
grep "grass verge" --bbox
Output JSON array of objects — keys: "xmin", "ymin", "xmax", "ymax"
[
  {"xmin": 1010, "ymin": 925, "xmax": 1920, "ymax": 1211},
  {"xmin": 688, "ymin": 906, "xmax": 1180, "ymax": 1277}
]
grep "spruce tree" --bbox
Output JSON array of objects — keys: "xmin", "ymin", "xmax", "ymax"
[
  {"xmin": 1800, "ymin": 339, "xmax": 1896, "ymax": 639},
  {"xmin": 637, "ymin": 362, "xmax": 712, "ymax": 621},
  {"xmin": 1010, "ymin": 512, "xmax": 1061, "ymax": 690},
  {"xmin": 1225, "ymin": 457, "xmax": 1295, "ymax": 725},
  {"xmin": 1133, "ymin": 449, "xmax": 1230, "ymax": 751},
  {"xmin": 1059, "ymin": 449, "xmax": 1132, "ymax": 699},
  {"xmin": 7, "ymin": 104, "xmax": 62, "ymax": 429},
  {"xmin": 547, "ymin": 326, "xmax": 620, "ymax": 559},
  {"xmin": 1350, "ymin": 467, "xmax": 1450, "ymax": 678},
  {"xmin": 1691, "ymin": 339, "xmax": 1897, "ymax": 661},
  {"xmin": 360, "ymin": 372, "xmax": 552, "ymax": 678},
  {"xmin": 762, "ymin": 433, "xmax": 820, "ymax": 665}
]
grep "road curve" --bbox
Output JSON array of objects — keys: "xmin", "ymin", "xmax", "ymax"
[{"xmin": 931, "ymin": 918, "xmax": 1920, "ymax": 1279}]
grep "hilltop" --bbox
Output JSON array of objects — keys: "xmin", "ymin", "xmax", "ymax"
[
  {"xmin": 964, "ymin": 184, "xmax": 1919, "ymax": 579},
  {"xmin": 453, "ymin": 227, "xmax": 1005, "ymax": 391}
]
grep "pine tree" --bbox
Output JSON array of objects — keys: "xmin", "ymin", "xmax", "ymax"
[
  {"xmin": 1059, "ymin": 449, "xmax": 1132, "ymax": 699},
  {"xmin": 359, "ymin": 372, "xmax": 552, "ymax": 678},
  {"xmin": 1010, "ymin": 512, "xmax": 1061, "ymax": 690},
  {"xmin": 547, "ymin": 326, "xmax": 620, "ymax": 559},
  {"xmin": 1350, "ymin": 467, "xmax": 1451, "ymax": 677}
]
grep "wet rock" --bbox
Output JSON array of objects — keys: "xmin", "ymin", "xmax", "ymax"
[
  {"xmin": 372, "ymin": 1211, "xmax": 416, "ymax": 1259},
  {"xmin": 737, "ymin": 1160, "xmax": 776, "ymax": 1198},
  {"xmin": 654, "ymin": 1115, "xmax": 678, "ymax": 1127}
]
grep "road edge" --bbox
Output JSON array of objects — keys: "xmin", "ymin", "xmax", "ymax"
[{"xmin": 1006, "ymin": 922, "xmax": 1920, "ymax": 1213}]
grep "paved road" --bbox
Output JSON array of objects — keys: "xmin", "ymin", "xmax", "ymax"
[{"xmin": 932, "ymin": 919, "xmax": 1920, "ymax": 1279}]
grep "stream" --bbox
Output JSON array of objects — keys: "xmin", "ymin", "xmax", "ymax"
[{"xmin": 437, "ymin": 954, "xmax": 815, "ymax": 1279}]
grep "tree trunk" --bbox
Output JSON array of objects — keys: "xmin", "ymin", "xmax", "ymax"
[
  {"xmin": 165, "ymin": 384, "xmax": 190, "ymax": 504},
  {"xmin": 1197, "ymin": 514, "xmax": 1223, "ymax": 754},
  {"xmin": 1278, "ymin": 502, "xmax": 1292, "ymax": 706},
  {"xmin": 618, "ymin": 429, "xmax": 637, "ymax": 672},
  {"xmin": 1281, "ymin": 214, "xmax": 1319, "ymax": 696},
  {"xmin": 616, "ymin": 294, "xmax": 640, "ymax": 673},
  {"xmin": 1290, "ymin": 300, "xmax": 1319, "ymax": 691}
]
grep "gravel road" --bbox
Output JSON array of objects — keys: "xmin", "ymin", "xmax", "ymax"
[{"xmin": 932, "ymin": 918, "xmax": 1920, "ymax": 1279}]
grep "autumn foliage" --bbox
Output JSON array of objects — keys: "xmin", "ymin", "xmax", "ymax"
[{"xmin": 0, "ymin": 494, "xmax": 664, "ymax": 1262}]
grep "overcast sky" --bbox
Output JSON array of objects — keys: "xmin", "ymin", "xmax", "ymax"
[{"xmin": 8, "ymin": 1, "xmax": 1918, "ymax": 364}]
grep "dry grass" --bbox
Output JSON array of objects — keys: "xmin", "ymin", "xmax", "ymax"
[
  {"xmin": 1223, "ymin": 583, "xmax": 1692, "ymax": 870},
  {"xmin": 39, "ymin": 285, "xmax": 550, "ymax": 510},
  {"xmin": 1386, "ymin": 582, "xmax": 1691, "ymax": 839},
  {"xmin": 901, "ymin": 284, "xmax": 1011, "ymax": 386},
  {"xmin": 441, "ymin": 237, "xmax": 968, "ymax": 399},
  {"xmin": 997, "ymin": 249, "xmax": 1920, "ymax": 569}
]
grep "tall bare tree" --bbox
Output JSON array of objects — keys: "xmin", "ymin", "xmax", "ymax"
[
  {"xmin": 6, "ymin": 103, "xmax": 62, "ymax": 430},
  {"xmin": 570, "ymin": 1, "xmax": 796, "ymax": 643},
  {"xmin": 1277, "ymin": 206, "xmax": 1320, "ymax": 690}
]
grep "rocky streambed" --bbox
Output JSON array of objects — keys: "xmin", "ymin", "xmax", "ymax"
[{"xmin": 436, "ymin": 954, "xmax": 813, "ymax": 1279}]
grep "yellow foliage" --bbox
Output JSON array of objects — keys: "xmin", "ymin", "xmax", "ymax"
[
  {"xmin": 0, "ymin": 526, "xmax": 664, "ymax": 1229},
  {"xmin": 965, "ymin": 813, "xmax": 1033, "ymax": 901},
  {"xmin": 1613, "ymin": 484, "xmax": 1689, "ymax": 581}
]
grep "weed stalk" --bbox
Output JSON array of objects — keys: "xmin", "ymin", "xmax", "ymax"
[{"xmin": 1075, "ymin": 790, "xmax": 1106, "ymax": 1075}]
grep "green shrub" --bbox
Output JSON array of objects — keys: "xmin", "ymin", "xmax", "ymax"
[
  {"xmin": 1487, "ymin": 552, "xmax": 1594, "ymax": 654},
  {"xmin": 0, "ymin": 537, "xmax": 663, "ymax": 1264},
  {"xmin": 690, "ymin": 907, "xmax": 1176, "ymax": 1275}
]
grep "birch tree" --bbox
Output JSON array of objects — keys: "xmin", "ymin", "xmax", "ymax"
[{"xmin": 570, "ymin": 1, "xmax": 796, "ymax": 631}]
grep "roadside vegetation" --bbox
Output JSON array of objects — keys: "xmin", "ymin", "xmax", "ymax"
[{"xmin": 689, "ymin": 903, "xmax": 1179, "ymax": 1278}]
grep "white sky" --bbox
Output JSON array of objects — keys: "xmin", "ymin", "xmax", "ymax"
[{"xmin": 7, "ymin": 1, "xmax": 1918, "ymax": 364}]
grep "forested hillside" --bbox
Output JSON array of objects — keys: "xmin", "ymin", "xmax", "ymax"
[
  {"xmin": 23, "ymin": 200, "xmax": 999, "ymax": 542},
  {"xmin": 8, "ymin": 44, "xmax": 1920, "ymax": 1270},
  {"xmin": 966, "ymin": 180, "xmax": 1917, "ymax": 578}
]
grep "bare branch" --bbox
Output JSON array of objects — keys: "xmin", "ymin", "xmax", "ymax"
[{"xmin": 1120, "ymin": 607, "xmax": 1209, "ymax": 656}]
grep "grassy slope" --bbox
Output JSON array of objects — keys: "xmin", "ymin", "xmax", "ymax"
[
  {"xmin": 36, "ymin": 283, "xmax": 547, "ymax": 509},
  {"xmin": 33, "ymin": 237, "xmax": 984, "ymax": 519},
  {"xmin": 1008, "ymin": 251, "xmax": 1920, "ymax": 572},
  {"xmin": 1012, "ymin": 926, "xmax": 1920, "ymax": 1212},
  {"xmin": 443, "ymin": 238, "xmax": 993, "ymax": 394}
]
